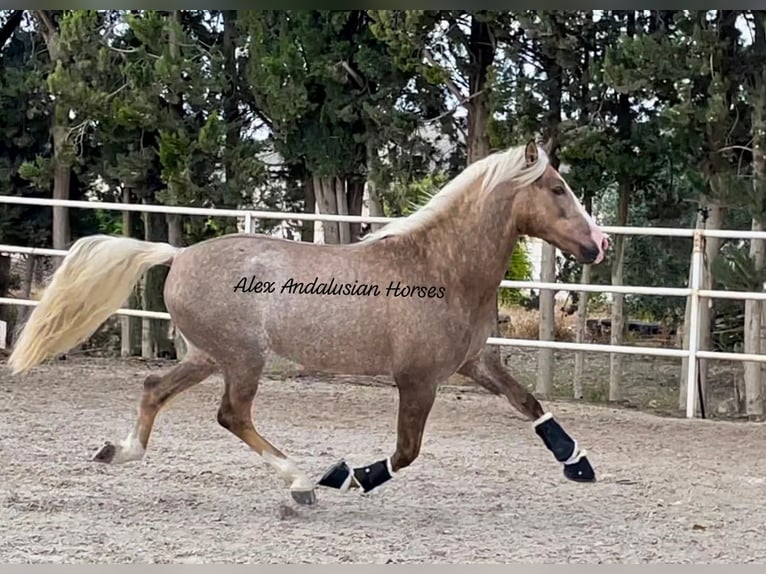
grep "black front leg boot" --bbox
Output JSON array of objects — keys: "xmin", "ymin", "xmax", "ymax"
[
  {"xmin": 534, "ymin": 413, "xmax": 596, "ymax": 482},
  {"xmin": 562, "ymin": 450, "xmax": 596, "ymax": 482},
  {"xmin": 352, "ymin": 458, "xmax": 393, "ymax": 493}
]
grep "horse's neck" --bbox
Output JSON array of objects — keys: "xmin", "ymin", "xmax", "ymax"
[{"xmin": 408, "ymin": 184, "xmax": 519, "ymax": 299}]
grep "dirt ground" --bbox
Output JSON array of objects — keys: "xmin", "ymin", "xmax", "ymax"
[{"xmin": 1, "ymin": 357, "xmax": 766, "ymax": 564}]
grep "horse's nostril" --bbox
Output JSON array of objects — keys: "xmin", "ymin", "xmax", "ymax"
[{"xmin": 581, "ymin": 244, "xmax": 600, "ymax": 263}]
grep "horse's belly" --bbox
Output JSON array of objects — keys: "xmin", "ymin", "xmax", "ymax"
[
  {"xmin": 263, "ymin": 298, "xmax": 393, "ymax": 376},
  {"xmin": 258, "ymin": 285, "xmax": 471, "ymax": 379},
  {"xmin": 273, "ymin": 343, "xmax": 391, "ymax": 376}
]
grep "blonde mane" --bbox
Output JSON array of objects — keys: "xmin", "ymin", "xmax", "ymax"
[{"xmin": 363, "ymin": 143, "xmax": 550, "ymax": 242}]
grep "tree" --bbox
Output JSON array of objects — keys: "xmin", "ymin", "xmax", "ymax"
[
  {"xmin": 743, "ymin": 11, "xmax": 766, "ymax": 418},
  {"xmin": 600, "ymin": 10, "xmax": 642, "ymax": 402},
  {"xmin": 661, "ymin": 11, "xmax": 751, "ymax": 413},
  {"xmin": 711, "ymin": 11, "xmax": 766, "ymax": 418},
  {"xmin": 496, "ymin": 10, "xmax": 569, "ymax": 396},
  {"xmin": 244, "ymin": 10, "xmax": 423, "ymax": 245},
  {"xmin": 0, "ymin": 11, "xmax": 52, "ymax": 342},
  {"xmin": 33, "ymin": 10, "xmax": 76, "ymax": 255}
]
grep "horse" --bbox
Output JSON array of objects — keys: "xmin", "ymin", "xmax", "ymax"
[{"xmin": 7, "ymin": 140, "xmax": 609, "ymax": 506}]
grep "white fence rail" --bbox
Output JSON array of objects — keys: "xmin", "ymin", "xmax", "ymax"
[{"xmin": 2, "ymin": 195, "xmax": 766, "ymax": 418}]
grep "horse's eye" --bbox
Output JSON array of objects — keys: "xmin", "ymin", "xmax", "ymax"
[{"xmin": 552, "ymin": 186, "xmax": 566, "ymax": 196}]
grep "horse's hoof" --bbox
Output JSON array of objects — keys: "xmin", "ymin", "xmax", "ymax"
[
  {"xmin": 317, "ymin": 460, "xmax": 353, "ymax": 491},
  {"xmin": 93, "ymin": 442, "xmax": 116, "ymax": 464},
  {"xmin": 563, "ymin": 454, "xmax": 596, "ymax": 482},
  {"xmin": 290, "ymin": 489, "xmax": 317, "ymax": 506}
]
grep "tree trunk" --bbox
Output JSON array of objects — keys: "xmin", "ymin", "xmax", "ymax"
[
  {"xmin": 51, "ymin": 125, "xmax": 71, "ymax": 255},
  {"xmin": 141, "ymin": 199, "xmax": 171, "ymax": 359},
  {"xmin": 0, "ymin": 254, "xmax": 11, "ymax": 348},
  {"xmin": 120, "ymin": 187, "xmax": 141, "ymax": 357},
  {"xmin": 465, "ymin": 15, "xmax": 494, "ymax": 165},
  {"xmin": 14, "ymin": 254, "xmax": 37, "ymax": 341},
  {"xmin": 335, "ymin": 178, "xmax": 351, "ymax": 244},
  {"xmin": 36, "ymin": 13, "xmax": 71, "ymax": 260},
  {"xmin": 609, "ymin": 180, "xmax": 630, "ymax": 402},
  {"xmin": 744, "ymin": 36, "xmax": 766, "ymax": 416},
  {"xmin": 609, "ymin": 12, "xmax": 635, "ymax": 403},
  {"xmin": 744, "ymin": 12, "xmax": 766, "ymax": 417},
  {"xmin": 347, "ymin": 179, "xmax": 365, "ymax": 242},
  {"xmin": 366, "ymin": 180, "xmax": 385, "ymax": 233},
  {"xmin": 535, "ymin": 14, "xmax": 563, "ymax": 398},
  {"xmin": 365, "ymin": 139, "xmax": 385, "ymax": 234},
  {"xmin": 222, "ymin": 9, "xmax": 239, "ymax": 159},
  {"xmin": 166, "ymin": 212, "xmax": 185, "ymax": 359},
  {"xmin": 452, "ymin": 14, "xmax": 498, "ymax": 368},
  {"xmin": 679, "ymin": 10, "xmax": 738, "ymax": 413},
  {"xmin": 141, "ymin": 283, "xmax": 152, "ymax": 358},
  {"xmin": 21, "ymin": 254, "xmax": 36, "ymax": 301},
  {"xmin": 166, "ymin": 213, "xmax": 183, "ymax": 247},
  {"xmin": 301, "ymin": 177, "xmax": 316, "ymax": 242},
  {"xmin": 573, "ymin": 262, "xmax": 592, "ymax": 400},
  {"xmin": 313, "ymin": 176, "xmax": 340, "ymax": 244},
  {"xmin": 536, "ymin": 244, "xmax": 556, "ymax": 396},
  {"xmin": 222, "ymin": 9, "xmax": 242, "ymax": 234},
  {"xmin": 121, "ymin": 188, "xmax": 132, "ymax": 357},
  {"xmin": 699, "ymin": 203, "xmax": 725, "ymax": 411},
  {"xmin": 467, "ymin": 103, "xmax": 490, "ymax": 164},
  {"xmin": 744, "ymin": 220, "xmax": 765, "ymax": 418},
  {"xmin": 569, "ymin": 14, "xmax": 595, "ymax": 402}
]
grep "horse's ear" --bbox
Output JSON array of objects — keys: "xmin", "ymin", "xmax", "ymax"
[
  {"xmin": 542, "ymin": 137, "xmax": 554, "ymax": 155},
  {"xmin": 524, "ymin": 140, "xmax": 538, "ymax": 166}
]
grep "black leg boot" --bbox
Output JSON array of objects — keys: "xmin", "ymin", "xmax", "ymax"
[
  {"xmin": 318, "ymin": 458, "xmax": 394, "ymax": 493},
  {"xmin": 534, "ymin": 413, "xmax": 596, "ymax": 482}
]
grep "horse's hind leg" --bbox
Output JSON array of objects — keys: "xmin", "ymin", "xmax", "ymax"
[
  {"xmin": 93, "ymin": 347, "xmax": 217, "ymax": 464},
  {"xmin": 458, "ymin": 347, "xmax": 596, "ymax": 483},
  {"xmin": 216, "ymin": 360, "xmax": 316, "ymax": 506}
]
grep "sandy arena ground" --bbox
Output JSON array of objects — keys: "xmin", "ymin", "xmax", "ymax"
[{"xmin": 1, "ymin": 357, "xmax": 765, "ymax": 564}]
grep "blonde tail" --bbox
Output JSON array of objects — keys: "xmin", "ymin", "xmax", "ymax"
[{"xmin": 8, "ymin": 235, "xmax": 180, "ymax": 375}]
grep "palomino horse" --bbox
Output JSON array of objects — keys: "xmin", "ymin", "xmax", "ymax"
[{"xmin": 8, "ymin": 140, "xmax": 609, "ymax": 506}]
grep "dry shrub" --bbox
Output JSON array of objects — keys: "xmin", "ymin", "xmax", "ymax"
[{"xmin": 498, "ymin": 305, "xmax": 578, "ymax": 342}]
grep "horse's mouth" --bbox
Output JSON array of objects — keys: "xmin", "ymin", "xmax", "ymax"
[{"xmin": 578, "ymin": 236, "xmax": 609, "ymax": 265}]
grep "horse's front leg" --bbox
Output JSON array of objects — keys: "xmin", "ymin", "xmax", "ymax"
[
  {"xmin": 318, "ymin": 375, "xmax": 438, "ymax": 494},
  {"xmin": 458, "ymin": 347, "xmax": 596, "ymax": 483}
]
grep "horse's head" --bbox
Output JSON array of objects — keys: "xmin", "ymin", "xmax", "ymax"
[{"xmin": 509, "ymin": 140, "xmax": 609, "ymax": 265}]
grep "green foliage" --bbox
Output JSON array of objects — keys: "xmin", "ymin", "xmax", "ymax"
[
  {"xmin": 93, "ymin": 210, "xmax": 123, "ymax": 235},
  {"xmin": 708, "ymin": 241, "xmax": 759, "ymax": 351},
  {"xmin": 244, "ymin": 10, "xmax": 428, "ymax": 183},
  {"xmin": 0, "ymin": 15, "xmax": 55, "ymax": 248},
  {"xmin": 500, "ymin": 240, "xmax": 534, "ymax": 307},
  {"xmin": 712, "ymin": 246, "xmax": 766, "ymax": 294},
  {"xmin": 387, "ymin": 173, "xmax": 448, "ymax": 218},
  {"xmin": 17, "ymin": 157, "xmax": 53, "ymax": 191}
]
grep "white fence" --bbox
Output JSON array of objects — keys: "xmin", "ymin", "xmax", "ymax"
[{"xmin": 2, "ymin": 195, "xmax": 766, "ymax": 419}]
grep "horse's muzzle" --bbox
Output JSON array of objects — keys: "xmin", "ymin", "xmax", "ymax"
[{"xmin": 581, "ymin": 233, "xmax": 610, "ymax": 265}]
